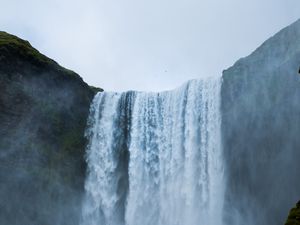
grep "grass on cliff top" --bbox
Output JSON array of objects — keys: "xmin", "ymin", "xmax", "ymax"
[
  {"xmin": 0, "ymin": 31, "xmax": 54, "ymax": 65},
  {"xmin": 0, "ymin": 31, "xmax": 79, "ymax": 76},
  {"xmin": 285, "ymin": 201, "xmax": 300, "ymax": 225},
  {"xmin": 0, "ymin": 31, "xmax": 103, "ymax": 92}
]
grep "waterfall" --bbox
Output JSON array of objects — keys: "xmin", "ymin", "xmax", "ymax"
[{"xmin": 81, "ymin": 78, "xmax": 224, "ymax": 225}]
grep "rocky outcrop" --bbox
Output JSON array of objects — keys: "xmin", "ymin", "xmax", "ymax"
[
  {"xmin": 0, "ymin": 31, "xmax": 102, "ymax": 225},
  {"xmin": 285, "ymin": 201, "xmax": 300, "ymax": 225},
  {"xmin": 221, "ymin": 19, "xmax": 300, "ymax": 225}
]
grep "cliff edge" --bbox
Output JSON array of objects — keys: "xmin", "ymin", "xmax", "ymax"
[
  {"xmin": 222, "ymin": 19, "xmax": 300, "ymax": 225},
  {"xmin": 0, "ymin": 31, "xmax": 101, "ymax": 225}
]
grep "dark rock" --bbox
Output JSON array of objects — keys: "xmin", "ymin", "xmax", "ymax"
[
  {"xmin": 222, "ymin": 19, "xmax": 300, "ymax": 225},
  {"xmin": 0, "ymin": 31, "xmax": 102, "ymax": 225},
  {"xmin": 285, "ymin": 201, "xmax": 300, "ymax": 225}
]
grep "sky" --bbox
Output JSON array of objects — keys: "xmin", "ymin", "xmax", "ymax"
[{"xmin": 0, "ymin": 0, "xmax": 300, "ymax": 91}]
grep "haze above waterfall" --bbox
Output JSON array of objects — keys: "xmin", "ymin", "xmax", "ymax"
[{"xmin": 1, "ymin": 0, "xmax": 300, "ymax": 91}]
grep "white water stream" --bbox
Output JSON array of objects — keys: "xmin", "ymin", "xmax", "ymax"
[{"xmin": 81, "ymin": 78, "xmax": 224, "ymax": 225}]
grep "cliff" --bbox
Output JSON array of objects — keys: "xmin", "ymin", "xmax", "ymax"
[
  {"xmin": 0, "ymin": 31, "xmax": 102, "ymax": 225},
  {"xmin": 285, "ymin": 201, "xmax": 300, "ymax": 225},
  {"xmin": 221, "ymin": 19, "xmax": 300, "ymax": 225}
]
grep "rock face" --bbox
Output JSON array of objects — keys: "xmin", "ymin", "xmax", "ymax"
[
  {"xmin": 222, "ymin": 19, "xmax": 300, "ymax": 225},
  {"xmin": 285, "ymin": 201, "xmax": 300, "ymax": 225},
  {"xmin": 0, "ymin": 31, "xmax": 101, "ymax": 225}
]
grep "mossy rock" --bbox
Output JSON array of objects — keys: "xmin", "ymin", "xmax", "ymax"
[
  {"xmin": 0, "ymin": 31, "xmax": 89, "ymax": 80},
  {"xmin": 0, "ymin": 31, "xmax": 103, "ymax": 225},
  {"xmin": 285, "ymin": 201, "xmax": 300, "ymax": 225},
  {"xmin": 0, "ymin": 31, "xmax": 54, "ymax": 66}
]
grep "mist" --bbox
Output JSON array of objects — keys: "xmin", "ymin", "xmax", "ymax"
[
  {"xmin": 0, "ymin": 51, "xmax": 94, "ymax": 225},
  {"xmin": 221, "ymin": 20, "xmax": 300, "ymax": 224}
]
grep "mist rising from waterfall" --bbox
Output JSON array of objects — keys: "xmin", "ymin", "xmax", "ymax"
[{"xmin": 81, "ymin": 78, "xmax": 224, "ymax": 225}]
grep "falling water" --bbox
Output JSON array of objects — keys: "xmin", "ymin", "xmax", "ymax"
[{"xmin": 81, "ymin": 78, "xmax": 224, "ymax": 225}]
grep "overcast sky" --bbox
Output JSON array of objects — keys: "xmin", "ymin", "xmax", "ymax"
[{"xmin": 0, "ymin": 0, "xmax": 300, "ymax": 91}]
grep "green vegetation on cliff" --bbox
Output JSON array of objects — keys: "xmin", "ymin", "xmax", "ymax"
[
  {"xmin": 286, "ymin": 201, "xmax": 300, "ymax": 225},
  {"xmin": 0, "ymin": 31, "xmax": 103, "ymax": 91},
  {"xmin": 0, "ymin": 31, "xmax": 54, "ymax": 66},
  {"xmin": 0, "ymin": 31, "xmax": 102, "ymax": 225}
]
